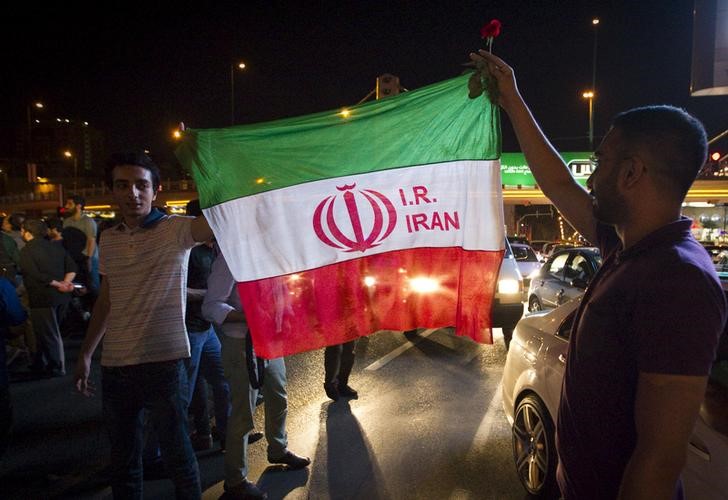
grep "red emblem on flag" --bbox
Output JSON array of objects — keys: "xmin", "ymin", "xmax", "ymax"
[{"xmin": 313, "ymin": 183, "xmax": 397, "ymax": 252}]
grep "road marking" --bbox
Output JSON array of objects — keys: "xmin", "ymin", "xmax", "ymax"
[
  {"xmin": 470, "ymin": 378, "xmax": 505, "ymax": 446},
  {"xmin": 363, "ymin": 328, "xmax": 438, "ymax": 371}
]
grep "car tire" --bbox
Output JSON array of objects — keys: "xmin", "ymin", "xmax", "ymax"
[
  {"xmin": 512, "ymin": 394, "xmax": 559, "ymax": 498},
  {"xmin": 528, "ymin": 296, "xmax": 543, "ymax": 313}
]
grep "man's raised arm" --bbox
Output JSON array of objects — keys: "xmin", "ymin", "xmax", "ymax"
[{"xmin": 469, "ymin": 50, "xmax": 598, "ymax": 244}]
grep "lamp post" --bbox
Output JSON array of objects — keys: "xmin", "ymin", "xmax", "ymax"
[
  {"xmin": 582, "ymin": 91, "xmax": 595, "ymax": 150},
  {"xmin": 64, "ymin": 150, "xmax": 78, "ymax": 192},
  {"xmin": 230, "ymin": 61, "xmax": 246, "ymax": 125},
  {"xmin": 26, "ymin": 101, "xmax": 44, "ymax": 163},
  {"xmin": 590, "ymin": 18, "xmax": 599, "ymax": 147}
]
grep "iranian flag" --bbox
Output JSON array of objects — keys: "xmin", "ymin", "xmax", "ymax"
[{"xmin": 177, "ymin": 73, "xmax": 505, "ymax": 359}]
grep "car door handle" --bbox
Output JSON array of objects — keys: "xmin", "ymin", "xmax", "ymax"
[{"xmin": 558, "ymin": 354, "xmax": 567, "ymax": 364}]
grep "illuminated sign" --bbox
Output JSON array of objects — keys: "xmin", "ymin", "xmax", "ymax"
[{"xmin": 500, "ymin": 152, "xmax": 593, "ymax": 187}]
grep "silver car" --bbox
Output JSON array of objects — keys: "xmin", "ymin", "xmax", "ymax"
[
  {"xmin": 502, "ymin": 299, "xmax": 728, "ymax": 498},
  {"xmin": 527, "ymin": 247, "xmax": 601, "ymax": 312}
]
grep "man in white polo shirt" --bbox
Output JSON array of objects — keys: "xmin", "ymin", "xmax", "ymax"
[{"xmin": 73, "ymin": 151, "xmax": 214, "ymax": 499}]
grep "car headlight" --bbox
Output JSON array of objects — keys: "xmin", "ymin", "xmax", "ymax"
[
  {"xmin": 409, "ymin": 276, "xmax": 440, "ymax": 294},
  {"xmin": 498, "ymin": 278, "xmax": 521, "ymax": 295}
]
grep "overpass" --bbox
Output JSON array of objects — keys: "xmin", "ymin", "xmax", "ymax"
[{"xmin": 3, "ymin": 152, "xmax": 728, "ymax": 228}]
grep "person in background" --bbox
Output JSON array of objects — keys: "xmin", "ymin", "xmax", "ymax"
[
  {"xmin": 2, "ymin": 216, "xmax": 30, "ymax": 369},
  {"xmin": 63, "ymin": 195, "xmax": 99, "ymax": 295},
  {"xmin": 46, "ymin": 218, "xmax": 64, "ymax": 244},
  {"xmin": 202, "ymin": 252, "xmax": 310, "ymax": 500},
  {"xmin": 0, "ymin": 276, "xmax": 27, "ymax": 457},
  {"xmin": 2, "ymin": 214, "xmax": 26, "ymax": 251},
  {"xmin": 183, "ymin": 199, "xmax": 231, "ymax": 452},
  {"xmin": 19, "ymin": 219, "xmax": 76, "ymax": 377},
  {"xmin": 323, "ymin": 341, "xmax": 359, "ymax": 401}
]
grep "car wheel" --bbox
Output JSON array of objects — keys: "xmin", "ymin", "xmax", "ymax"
[
  {"xmin": 512, "ymin": 394, "xmax": 558, "ymax": 498},
  {"xmin": 528, "ymin": 296, "xmax": 543, "ymax": 313}
]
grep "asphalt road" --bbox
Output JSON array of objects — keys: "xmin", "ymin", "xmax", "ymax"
[{"xmin": 2, "ymin": 327, "xmax": 532, "ymax": 499}]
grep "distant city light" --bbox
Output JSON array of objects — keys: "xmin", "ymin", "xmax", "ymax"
[
  {"xmin": 592, "ymin": 18, "xmax": 600, "ymax": 25},
  {"xmin": 339, "ymin": 108, "xmax": 351, "ymax": 119}
]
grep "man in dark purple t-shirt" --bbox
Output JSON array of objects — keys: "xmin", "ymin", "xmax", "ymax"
[{"xmin": 469, "ymin": 50, "xmax": 727, "ymax": 499}]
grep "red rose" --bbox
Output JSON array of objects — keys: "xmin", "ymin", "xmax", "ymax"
[{"xmin": 480, "ymin": 19, "xmax": 502, "ymax": 39}]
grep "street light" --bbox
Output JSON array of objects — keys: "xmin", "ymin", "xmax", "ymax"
[
  {"xmin": 590, "ymin": 18, "xmax": 599, "ymax": 148},
  {"xmin": 64, "ymin": 150, "xmax": 78, "ymax": 192},
  {"xmin": 582, "ymin": 91, "xmax": 595, "ymax": 150},
  {"xmin": 27, "ymin": 101, "xmax": 44, "ymax": 163},
  {"xmin": 230, "ymin": 61, "xmax": 247, "ymax": 125}
]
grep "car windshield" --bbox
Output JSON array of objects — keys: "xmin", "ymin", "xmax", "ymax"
[{"xmin": 512, "ymin": 246, "xmax": 539, "ymax": 262}]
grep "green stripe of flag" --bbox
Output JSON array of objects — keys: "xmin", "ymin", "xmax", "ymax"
[{"xmin": 176, "ymin": 73, "xmax": 501, "ymax": 209}]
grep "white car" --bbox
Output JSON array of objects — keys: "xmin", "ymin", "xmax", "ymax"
[
  {"xmin": 491, "ymin": 238, "xmax": 526, "ymax": 349},
  {"xmin": 502, "ymin": 299, "xmax": 728, "ymax": 499},
  {"xmin": 510, "ymin": 242, "xmax": 542, "ymax": 288}
]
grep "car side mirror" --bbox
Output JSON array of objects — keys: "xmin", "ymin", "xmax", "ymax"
[{"xmin": 570, "ymin": 277, "xmax": 588, "ymax": 290}]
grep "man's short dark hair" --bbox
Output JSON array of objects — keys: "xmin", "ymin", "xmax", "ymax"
[
  {"xmin": 8, "ymin": 213, "xmax": 25, "ymax": 231},
  {"xmin": 68, "ymin": 195, "xmax": 86, "ymax": 209},
  {"xmin": 105, "ymin": 151, "xmax": 161, "ymax": 191},
  {"xmin": 22, "ymin": 219, "xmax": 48, "ymax": 240},
  {"xmin": 46, "ymin": 217, "xmax": 64, "ymax": 233},
  {"xmin": 611, "ymin": 105, "xmax": 708, "ymax": 198},
  {"xmin": 186, "ymin": 199, "xmax": 202, "ymax": 217}
]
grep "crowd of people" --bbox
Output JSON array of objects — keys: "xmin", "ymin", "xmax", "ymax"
[{"xmin": 0, "ymin": 150, "xmax": 363, "ymax": 499}]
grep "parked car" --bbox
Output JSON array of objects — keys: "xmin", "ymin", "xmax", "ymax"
[
  {"xmin": 502, "ymin": 299, "xmax": 728, "ymax": 499},
  {"xmin": 702, "ymin": 243, "xmax": 728, "ymax": 264},
  {"xmin": 492, "ymin": 238, "xmax": 526, "ymax": 349},
  {"xmin": 510, "ymin": 242, "xmax": 542, "ymax": 289},
  {"xmin": 527, "ymin": 247, "xmax": 601, "ymax": 312}
]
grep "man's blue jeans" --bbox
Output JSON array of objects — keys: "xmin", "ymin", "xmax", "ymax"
[
  {"xmin": 102, "ymin": 359, "xmax": 201, "ymax": 500},
  {"xmin": 186, "ymin": 326, "xmax": 230, "ymax": 437}
]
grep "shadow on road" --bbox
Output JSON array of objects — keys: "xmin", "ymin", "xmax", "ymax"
[{"xmin": 307, "ymin": 400, "xmax": 391, "ymax": 500}]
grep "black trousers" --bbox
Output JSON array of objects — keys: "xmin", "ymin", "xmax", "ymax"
[{"xmin": 324, "ymin": 340, "xmax": 357, "ymax": 386}]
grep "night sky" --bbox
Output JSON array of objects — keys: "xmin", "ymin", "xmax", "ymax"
[{"xmin": 2, "ymin": 1, "xmax": 727, "ymax": 165}]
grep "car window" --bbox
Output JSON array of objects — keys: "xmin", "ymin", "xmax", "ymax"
[
  {"xmin": 513, "ymin": 246, "xmax": 539, "ymax": 262},
  {"xmin": 503, "ymin": 238, "xmax": 513, "ymax": 258},
  {"xmin": 565, "ymin": 254, "xmax": 592, "ymax": 281},
  {"xmin": 548, "ymin": 253, "xmax": 569, "ymax": 279},
  {"xmin": 557, "ymin": 311, "xmax": 576, "ymax": 339}
]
